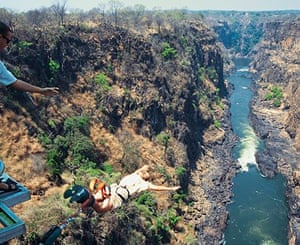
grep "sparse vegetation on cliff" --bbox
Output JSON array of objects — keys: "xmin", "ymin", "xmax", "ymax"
[
  {"xmin": 0, "ymin": 5, "xmax": 229, "ymax": 245},
  {"xmin": 264, "ymin": 85, "xmax": 283, "ymax": 107}
]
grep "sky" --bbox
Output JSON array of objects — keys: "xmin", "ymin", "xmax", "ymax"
[{"xmin": 1, "ymin": 0, "xmax": 300, "ymax": 12}]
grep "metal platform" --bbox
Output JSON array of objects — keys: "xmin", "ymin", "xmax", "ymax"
[
  {"xmin": 0, "ymin": 202, "xmax": 26, "ymax": 243},
  {"xmin": 0, "ymin": 173, "xmax": 31, "ymax": 207},
  {"xmin": 0, "ymin": 166, "xmax": 31, "ymax": 244}
]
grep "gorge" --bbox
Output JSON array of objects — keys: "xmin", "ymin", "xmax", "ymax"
[
  {"xmin": 224, "ymin": 59, "xmax": 288, "ymax": 244},
  {"xmin": 0, "ymin": 7, "xmax": 299, "ymax": 245}
]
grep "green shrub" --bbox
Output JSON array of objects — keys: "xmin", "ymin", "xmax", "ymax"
[
  {"xmin": 155, "ymin": 215, "xmax": 170, "ymax": 232},
  {"xmin": 136, "ymin": 191, "xmax": 156, "ymax": 208},
  {"xmin": 207, "ymin": 67, "xmax": 218, "ymax": 80},
  {"xmin": 102, "ymin": 162, "xmax": 114, "ymax": 175},
  {"xmin": 49, "ymin": 59, "xmax": 60, "ymax": 74},
  {"xmin": 64, "ymin": 116, "xmax": 90, "ymax": 136},
  {"xmin": 175, "ymin": 166, "xmax": 187, "ymax": 178},
  {"xmin": 214, "ymin": 119, "xmax": 221, "ymax": 128},
  {"xmin": 265, "ymin": 85, "xmax": 283, "ymax": 107},
  {"xmin": 155, "ymin": 132, "xmax": 170, "ymax": 147},
  {"xmin": 18, "ymin": 41, "xmax": 33, "ymax": 53},
  {"xmin": 172, "ymin": 191, "xmax": 187, "ymax": 204},
  {"xmin": 198, "ymin": 66, "xmax": 218, "ymax": 81},
  {"xmin": 166, "ymin": 208, "xmax": 181, "ymax": 229},
  {"xmin": 71, "ymin": 135, "xmax": 94, "ymax": 157},
  {"xmin": 271, "ymin": 86, "xmax": 283, "ymax": 99},
  {"xmin": 265, "ymin": 92, "xmax": 274, "ymax": 100},
  {"xmin": 198, "ymin": 67, "xmax": 206, "ymax": 81},
  {"xmin": 273, "ymin": 98, "xmax": 281, "ymax": 107},
  {"xmin": 47, "ymin": 119, "xmax": 56, "ymax": 129},
  {"xmin": 38, "ymin": 132, "xmax": 52, "ymax": 146},
  {"xmin": 152, "ymin": 215, "xmax": 171, "ymax": 243},
  {"xmin": 18, "ymin": 40, "xmax": 33, "ymax": 48},
  {"xmin": 161, "ymin": 42, "xmax": 177, "ymax": 59},
  {"xmin": 42, "ymin": 115, "xmax": 99, "ymax": 176},
  {"xmin": 179, "ymin": 36, "xmax": 188, "ymax": 48},
  {"xmin": 46, "ymin": 135, "xmax": 68, "ymax": 175},
  {"xmin": 95, "ymin": 72, "xmax": 111, "ymax": 91}
]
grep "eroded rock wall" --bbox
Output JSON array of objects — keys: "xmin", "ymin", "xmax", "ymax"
[{"xmin": 249, "ymin": 16, "xmax": 300, "ymax": 244}]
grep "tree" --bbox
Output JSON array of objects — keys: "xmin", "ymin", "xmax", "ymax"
[
  {"xmin": 154, "ymin": 12, "xmax": 163, "ymax": 33},
  {"xmin": 52, "ymin": 0, "xmax": 68, "ymax": 26},
  {"xmin": 108, "ymin": 0, "xmax": 123, "ymax": 25},
  {"xmin": 0, "ymin": 8, "xmax": 16, "ymax": 30},
  {"xmin": 98, "ymin": 3, "xmax": 107, "ymax": 23},
  {"xmin": 132, "ymin": 4, "xmax": 146, "ymax": 26},
  {"xmin": 26, "ymin": 9, "xmax": 47, "ymax": 27}
]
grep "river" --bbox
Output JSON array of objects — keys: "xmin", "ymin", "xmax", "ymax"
[{"xmin": 224, "ymin": 59, "xmax": 289, "ymax": 245}]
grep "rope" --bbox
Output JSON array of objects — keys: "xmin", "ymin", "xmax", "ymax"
[{"xmin": 39, "ymin": 208, "xmax": 82, "ymax": 245}]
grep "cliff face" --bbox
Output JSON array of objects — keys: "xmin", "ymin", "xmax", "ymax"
[
  {"xmin": 249, "ymin": 16, "xmax": 300, "ymax": 244},
  {"xmin": 250, "ymin": 17, "xmax": 300, "ymax": 151},
  {"xmin": 0, "ymin": 18, "xmax": 233, "ymax": 244},
  {"xmin": 205, "ymin": 11, "xmax": 264, "ymax": 57}
]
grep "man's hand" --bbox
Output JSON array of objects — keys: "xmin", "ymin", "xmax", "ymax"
[{"xmin": 40, "ymin": 87, "xmax": 60, "ymax": 96}]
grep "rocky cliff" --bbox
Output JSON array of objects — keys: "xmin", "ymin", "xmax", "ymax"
[
  {"xmin": 206, "ymin": 10, "xmax": 300, "ymax": 244},
  {"xmin": 0, "ymin": 15, "xmax": 234, "ymax": 244},
  {"xmin": 249, "ymin": 16, "xmax": 300, "ymax": 244}
]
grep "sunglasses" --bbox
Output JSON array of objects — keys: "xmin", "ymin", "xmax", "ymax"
[{"xmin": 2, "ymin": 35, "xmax": 11, "ymax": 44}]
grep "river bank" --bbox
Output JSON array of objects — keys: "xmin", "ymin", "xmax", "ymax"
[
  {"xmin": 184, "ymin": 91, "xmax": 238, "ymax": 244},
  {"xmin": 250, "ymin": 78, "xmax": 300, "ymax": 244}
]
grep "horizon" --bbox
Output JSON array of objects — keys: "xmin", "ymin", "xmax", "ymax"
[{"xmin": 1, "ymin": 0, "xmax": 300, "ymax": 13}]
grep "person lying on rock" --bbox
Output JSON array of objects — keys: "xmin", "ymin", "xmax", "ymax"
[{"xmin": 64, "ymin": 165, "xmax": 181, "ymax": 213}]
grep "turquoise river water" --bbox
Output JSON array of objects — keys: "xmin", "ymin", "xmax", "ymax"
[{"xmin": 224, "ymin": 60, "xmax": 289, "ymax": 245}]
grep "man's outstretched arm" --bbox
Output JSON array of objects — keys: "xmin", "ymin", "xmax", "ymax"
[
  {"xmin": 11, "ymin": 79, "xmax": 59, "ymax": 96},
  {"xmin": 148, "ymin": 183, "xmax": 181, "ymax": 191}
]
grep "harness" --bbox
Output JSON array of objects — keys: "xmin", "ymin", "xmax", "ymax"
[
  {"xmin": 115, "ymin": 186, "xmax": 130, "ymax": 202},
  {"xmin": 90, "ymin": 179, "xmax": 130, "ymax": 202}
]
